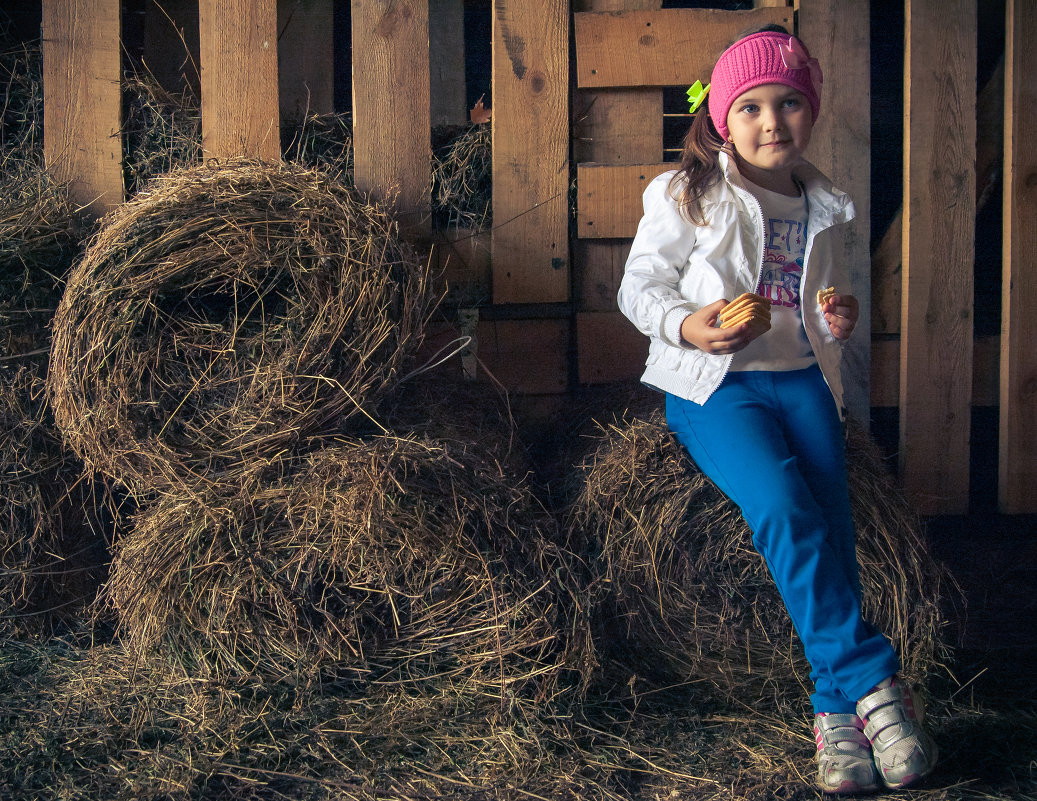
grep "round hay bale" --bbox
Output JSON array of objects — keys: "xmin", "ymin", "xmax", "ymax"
[
  {"xmin": 48, "ymin": 160, "xmax": 436, "ymax": 494},
  {"xmin": 567, "ymin": 409, "xmax": 952, "ymax": 708},
  {"xmin": 104, "ymin": 432, "xmax": 589, "ymax": 695},
  {"xmin": 0, "ymin": 362, "xmax": 112, "ymax": 633}
]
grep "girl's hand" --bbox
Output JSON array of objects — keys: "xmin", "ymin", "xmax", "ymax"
[
  {"xmin": 823, "ymin": 293, "xmax": 859, "ymax": 340},
  {"xmin": 680, "ymin": 298, "xmax": 767, "ymax": 355}
]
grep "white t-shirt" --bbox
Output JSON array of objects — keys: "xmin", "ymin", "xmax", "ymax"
[{"xmin": 730, "ymin": 179, "xmax": 817, "ymax": 372}]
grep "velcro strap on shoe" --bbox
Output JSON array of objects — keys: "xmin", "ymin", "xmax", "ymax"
[
  {"xmin": 859, "ymin": 689, "xmax": 911, "ymax": 744},
  {"xmin": 816, "ymin": 714, "xmax": 870, "ymax": 753}
]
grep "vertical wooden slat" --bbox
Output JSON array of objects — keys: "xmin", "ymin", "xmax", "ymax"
[
  {"xmin": 1000, "ymin": 0, "xmax": 1037, "ymax": 513},
  {"xmin": 278, "ymin": 0, "xmax": 335, "ymax": 121},
  {"xmin": 429, "ymin": 0, "xmax": 467, "ymax": 127},
  {"xmin": 491, "ymin": 0, "xmax": 569, "ymax": 303},
  {"xmin": 351, "ymin": 0, "xmax": 431, "ymax": 234},
  {"xmin": 42, "ymin": 0, "xmax": 123, "ymax": 215},
  {"xmin": 198, "ymin": 0, "xmax": 280, "ymax": 160},
  {"xmin": 900, "ymin": 0, "xmax": 976, "ymax": 514},
  {"xmin": 799, "ymin": 0, "xmax": 871, "ymax": 421}
]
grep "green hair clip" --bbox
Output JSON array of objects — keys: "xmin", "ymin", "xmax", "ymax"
[{"xmin": 686, "ymin": 80, "xmax": 710, "ymax": 114}]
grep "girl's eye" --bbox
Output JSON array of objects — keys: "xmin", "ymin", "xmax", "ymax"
[
  {"xmin": 783, "ymin": 98, "xmax": 802, "ymax": 109},
  {"xmin": 739, "ymin": 104, "xmax": 759, "ymax": 114}
]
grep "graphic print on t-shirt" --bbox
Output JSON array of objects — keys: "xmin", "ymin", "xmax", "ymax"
[{"xmin": 758, "ymin": 216, "xmax": 805, "ymax": 310}]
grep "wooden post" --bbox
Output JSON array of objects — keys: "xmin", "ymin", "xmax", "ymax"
[
  {"xmin": 42, "ymin": 0, "xmax": 123, "ymax": 215},
  {"xmin": 799, "ymin": 0, "xmax": 871, "ymax": 421},
  {"xmin": 351, "ymin": 0, "xmax": 431, "ymax": 234},
  {"xmin": 278, "ymin": 0, "xmax": 335, "ymax": 122},
  {"xmin": 198, "ymin": 0, "xmax": 280, "ymax": 160},
  {"xmin": 430, "ymin": 0, "xmax": 467, "ymax": 127},
  {"xmin": 1000, "ymin": 0, "xmax": 1037, "ymax": 513},
  {"xmin": 900, "ymin": 0, "xmax": 976, "ymax": 514},
  {"xmin": 491, "ymin": 0, "xmax": 569, "ymax": 303}
]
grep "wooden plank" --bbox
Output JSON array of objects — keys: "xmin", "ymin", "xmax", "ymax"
[
  {"xmin": 872, "ymin": 336, "xmax": 1000, "ymax": 409},
  {"xmin": 491, "ymin": 0, "xmax": 569, "ymax": 303},
  {"xmin": 351, "ymin": 0, "xmax": 431, "ymax": 234},
  {"xmin": 143, "ymin": 0, "xmax": 200, "ymax": 97},
  {"xmin": 799, "ymin": 0, "xmax": 871, "ymax": 420},
  {"xmin": 42, "ymin": 0, "xmax": 123, "ymax": 215},
  {"xmin": 477, "ymin": 319, "xmax": 570, "ymax": 394},
  {"xmin": 576, "ymin": 311, "xmax": 648, "ymax": 385},
  {"xmin": 198, "ymin": 0, "xmax": 280, "ymax": 160},
  {"xmin": 872, "ymin": 58, "xmax": 1004, "ymax": 336},
  {"xmin": 575, "ymin": 239, "xmax": 631, "ymax": 312},
  {"xmin": 1000, "ymin": 0, "xmax": 1037, "ymax": 513},
  {"xmin": 574, "ymin": 7, "xmax": 792, "ymax": 89},
  {"xmin": 572, "ymin": 0, "xmax": 663, "ymax": 318},
  {"xmin": 900, "ymin": 0, "xmax": 976, "ymax": 515},
  {"xmin": 577, "ymin": 163, "xmax": 670, "ymax": 239},
  {"xmin": 430, "ymin": 0, "xmax": 466, "ymax": 127},
  {"xmin": 278, "ymin": 0, "xmax": 335, "ymax": 121},
  {"xmin": 431, "ymin": 228, "xmax": 492, "ymax": 307}
]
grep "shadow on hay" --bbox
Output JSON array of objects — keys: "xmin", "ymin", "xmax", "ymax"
[{"xmin": 565, "ymin": 406, "xmax": 956, "ymax": 713}]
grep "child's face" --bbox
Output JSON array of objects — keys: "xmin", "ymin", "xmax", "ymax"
[{"xmin": 725, "ymin": 84, "xmax": 813, "ymax": 191}]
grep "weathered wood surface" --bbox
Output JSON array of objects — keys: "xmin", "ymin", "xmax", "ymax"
[
  {"xmin": 800, "ymin": 0, "xmax": 871, "ymax": 420},
  {"xmin": 572, "ymin": 0, "xmax": 663, "ymax": 319},
  {"xmin": 1000, "ymin": 0, "xmax": 1037, "ymax": 513},
  {"xmin": 574, "ymin": 7, "xmax": 792, "ymax": 88},
  {"xmin": 199, "ymin": 0, "xmax": 280, "ymax": 160},
  {"xmin": 899, "ymin": 0, "xmax": 976, "ymax": 515},
  {"xmin": 42, "ymin": 0, "xmax": 123, "ymax": 215},
  {"xmin": 491, "ymin": 0, "xmax": 569, "ymax": 303},
  {"xmin": 577, "ymin": 163, "xmax": 670, "ymax": 239},
  {"xmin": 351, "ymin": 0, "xmax": 431, "ymax": 232}
]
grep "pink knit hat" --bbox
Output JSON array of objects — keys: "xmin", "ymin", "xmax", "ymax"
[{"xmin": 707, "ymin": 31, "xmax": 822, "ymax": 140}]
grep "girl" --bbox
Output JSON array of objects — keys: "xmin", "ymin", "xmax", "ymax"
[{"xmin": 617, "ymin": 26, "xmax": 937, "ymax": 795}]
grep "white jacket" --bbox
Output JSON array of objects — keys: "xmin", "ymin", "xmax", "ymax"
[{"xmin": 618, "ymin": 151, "xmax": 855, "ymax": 410}]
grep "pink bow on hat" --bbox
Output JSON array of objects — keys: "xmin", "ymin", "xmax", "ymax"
[{"xmin": 779, "ymin": 37, "xmax": 823, "ymax": 96}]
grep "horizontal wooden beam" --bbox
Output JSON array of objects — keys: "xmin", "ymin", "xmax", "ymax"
[
  {"xmin": 574, "ymin": 7, "xmax": 791, "ymax": 88},
  {"xmin": 577, "ymin": 163, "xmax": 671, "ymax": 239}
]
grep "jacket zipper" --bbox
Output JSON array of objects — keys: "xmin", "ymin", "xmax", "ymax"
[{"xmin": 701, "ymin": 183, "xmax": 767, "ymax": 403}]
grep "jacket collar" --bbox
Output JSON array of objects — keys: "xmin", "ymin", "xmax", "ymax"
[{"xmin": 718, "ymin": 150, "xmax": 855, "ymax": 226}]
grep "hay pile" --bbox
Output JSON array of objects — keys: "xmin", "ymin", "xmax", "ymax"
[
  {"xmin": 122, "ymin": 74, "xmax": 202, "ymax": 195},
  {"xmin": 567, "ymin": 409, "xmax": 953, "ymax": 710},
  {"xmin": 0, "ymin": 363, "xmax": 111, "ymax": 632},
  {"xmin": 0, "ymin": 39, "xmax": 41, "ymax": 159},
  {"xmin": 104, "ymin": 433, "xmax": 589, "ymax": 691},
  {"xmin": 432, "ymin": 123, "xmax": 492, "ymax": 231},
  {"xmin": 48, "ymin": 160, "xmax": 436, "ymax": 495}
]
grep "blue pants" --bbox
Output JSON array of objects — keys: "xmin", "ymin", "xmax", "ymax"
[{"xmin": 665, "ymin": 366, "xmax": 900, "ymax": 713}]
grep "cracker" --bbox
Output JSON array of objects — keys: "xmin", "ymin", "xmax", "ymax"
[{"xmin": 817, "ymin": 286, "xmax": 836, "ymax": 306}]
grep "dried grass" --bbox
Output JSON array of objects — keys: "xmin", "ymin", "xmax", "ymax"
[
  {"xmin": 432, "ymin": 123, "xmax": 492, "ymax": 231},
  {"xmin": 0, "ymin": 363, "xmax": 114, "ymax": 635},
  {"xmin": 103, "ymin": 432, "xmax": 592, "ymax": 691},
  {"xmin": 566, "ymin": 408, "xmax": 954, "ymax": 711},
  {"xmin": 47, "ymin": 160, "xmax": 437, "ymax": 496},
  {"xmin": 121, "ymin": 74, "xmax": 202, "ymax": 195}
]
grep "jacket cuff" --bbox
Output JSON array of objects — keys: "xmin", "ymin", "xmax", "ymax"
[{"xmin": 661, "ymin": 303, "xmax": 698, "ymax": 349}]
